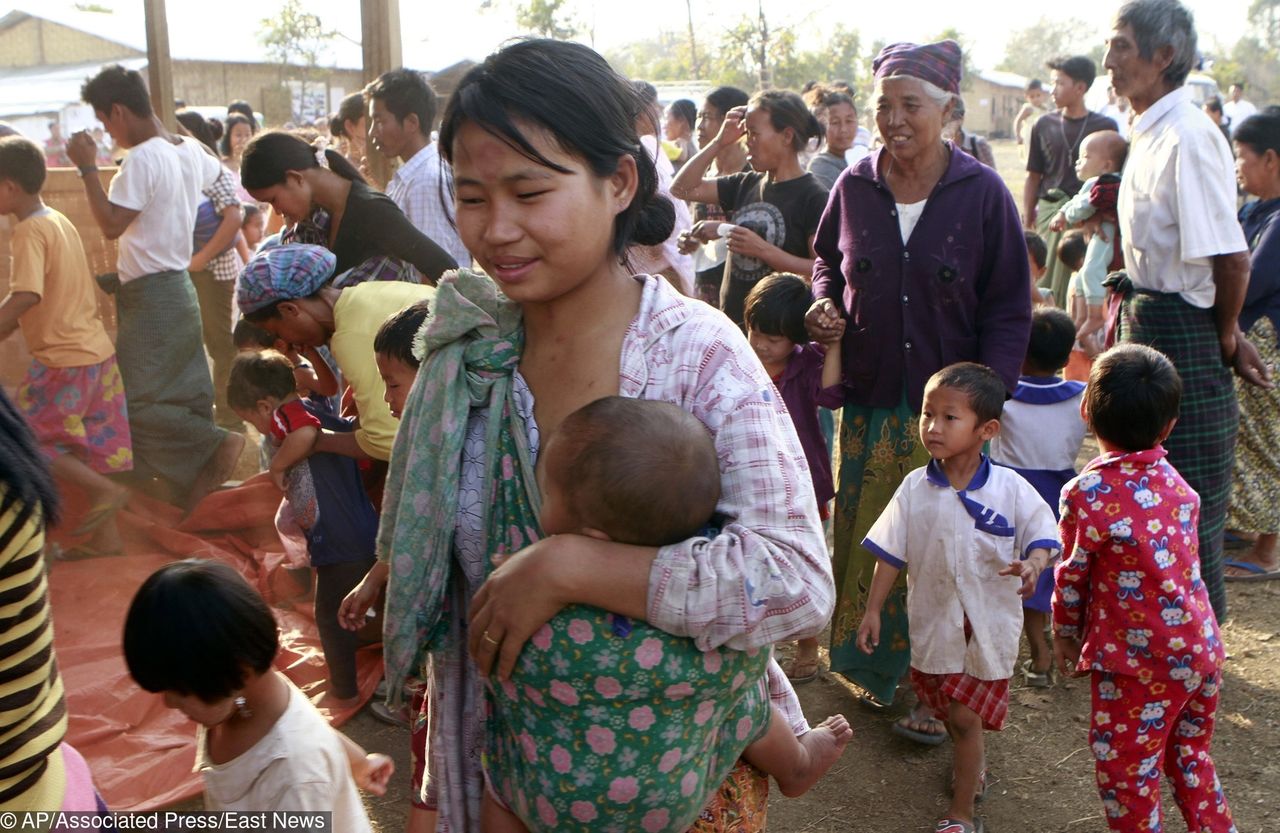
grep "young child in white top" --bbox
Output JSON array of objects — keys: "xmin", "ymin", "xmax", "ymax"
[
  {"xmin": 123, "ymin": 560, "xmax": 391, "ymax": 824},
  {"xmin": 857, "ymin": 363, "xmax": 1060, "ymax": 833}
]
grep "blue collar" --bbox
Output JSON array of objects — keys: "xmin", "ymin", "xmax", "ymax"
[
  {"xmin": 925, "ymin": 456, "xmax": 1014, "ymax": 537},
  {"xmin": 1012, "ymin": 376, "xmax": 1087, "ymax": 405}
]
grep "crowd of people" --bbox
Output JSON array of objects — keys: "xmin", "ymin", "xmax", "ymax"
[{"xmin": 0, "ymin": 0, "xmax": 1277, "ymax": 830}]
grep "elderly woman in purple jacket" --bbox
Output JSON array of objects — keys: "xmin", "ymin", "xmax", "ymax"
[{"xmin": 806, "ymin": 40, "xmax": 1031, "ymax": 745}]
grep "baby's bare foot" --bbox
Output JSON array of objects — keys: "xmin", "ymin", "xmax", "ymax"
[{"xmin": 776, "ymin": 714, "xmax": 853, "ymax": 797}]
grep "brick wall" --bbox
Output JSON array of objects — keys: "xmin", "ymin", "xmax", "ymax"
[{"xmin": 0, "ymin": 18, "xmax": 142, "ymax": 68}]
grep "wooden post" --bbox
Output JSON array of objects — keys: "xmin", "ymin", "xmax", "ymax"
[
  {"xmin": 360, "ymin": 0, "xmax": 402, "ymax": 188},
  {"xmin": 142, "ymin": 0, "xmax": 176, "ymax": 130}
]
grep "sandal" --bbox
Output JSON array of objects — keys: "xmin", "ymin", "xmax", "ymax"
[
  {"xmin": 1021, "ymin": 659, "xmax": 1053, "ymax": 688},
  {"xmin": 69, "ymin": 490, "xmax": 130, "ymax": 537},
  {"xmin": 892, "ymin": 714, "xmax": 947, "ymax": 746},
  {"xmin": 782, "ymin": 657, "xmax": 821, "ymax": 684},
  {"xmin": 935, "ymin": 818, "xmax": 983, "ymax": 833}
]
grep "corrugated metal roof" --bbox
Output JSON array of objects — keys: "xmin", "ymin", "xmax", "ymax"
[{"xmin": 0, "ymin": 57, "xmax": 147, "ymax": 116}]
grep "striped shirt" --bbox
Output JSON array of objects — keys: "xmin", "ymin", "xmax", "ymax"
[{"xmin": 0, "ymin": 486, "xmax": 68, "ymax": 805}]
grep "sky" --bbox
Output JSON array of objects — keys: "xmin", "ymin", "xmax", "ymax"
[{"xmin": 2, "ymin": 0, "xmax": 1257, "ymax": 75}]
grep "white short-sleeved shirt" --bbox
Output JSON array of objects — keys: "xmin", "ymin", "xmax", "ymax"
[
  {"xmin": 1223, "ymin": 98, "xmax": 1257, "ymax": 134},
  {"xmin": 197, "ymin": 682, "xmax": 372, "ymax": 831},
  {"xmin": 109, "ymin": 135, "xmax": 220, "ymax": 282},
  {"xmin": 1118, "ymin": 86, "xmax": 1248, "ymax": 308},
  {"xmin": 863, "ymin": 458, "xmax": 1060, "ymax": 680},
  {"xmin": 989, "ymin": 377, "xmax": 1087, "ymax": 474}
]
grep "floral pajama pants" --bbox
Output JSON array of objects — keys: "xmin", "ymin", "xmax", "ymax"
[{"xmin": 1089, "ymin": 671, "xmax": 1236, "ymax": 832}]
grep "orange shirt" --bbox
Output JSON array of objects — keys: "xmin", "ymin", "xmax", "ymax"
[{"xmin": 9, "ymin": 207, "xmax": 113, "ymax": 368}]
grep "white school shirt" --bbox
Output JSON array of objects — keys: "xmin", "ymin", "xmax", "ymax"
[
  {"xmin": 197, "ymin": 682, "xmax": 372, "ymax": 831},
  {"xmin": 988, "ymin": 376, "xmax": 1087, "ymax": 473},
  {"xmin": 863, "ymin": 457, "xmax": 1060, "ymax": 680},
  {"xmin": 1117, "ymin": 86, "xmax": 1248, "ymax": 308},
  {"xmin": 109, "ymin": 135, "xmax": 220, "ymax": 283},
  {"xmin": 385, "ymin": 141, "xmax": 471, "ymax": 269}
]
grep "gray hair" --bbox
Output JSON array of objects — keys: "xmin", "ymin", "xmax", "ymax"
[
  {"xmin": 1115, "ymin": 0, "xmax": 1198, "ymax": 87},
  {"xmin": 871, "ymin": 75, "xmax": 956, "ymax": 111}
]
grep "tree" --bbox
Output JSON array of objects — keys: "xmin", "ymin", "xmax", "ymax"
[
  {"xmin": 1210, "ymin": 0, "xmax": 1280, "ymax": 104},
  {"xmin": 515, "ymin": 0, "xmax": 579, "ymax": 39},
  {"xmin": 997, "ymin": 18, "xmax": 1106, "ymax": 81},
  {"xmin": 932, "ymin": 28, "xmax": 977, "ymax": 92},
  {"xmin": 258, "ymin": 0, "xmax": 336, "ymax": 121}
]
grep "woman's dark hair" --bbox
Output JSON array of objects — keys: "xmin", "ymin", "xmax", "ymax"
[
  {"xmin": 1204, "ymin": 96, "xmax": 1224, "ymax": 116},
  {"xmin": 227, "ymin": 100, "xmax": 258, "ymax": 131},
  {"xmin": 374, "ymin": 300, "xmax": 432, "ymax": 369},
  {"xmin": 1086, "ymin": 344, "xmax": 1182, "ymax": 451},
  {"xmin": 0, "ymin": 389, "xmax": 58, "ymax": 529},
  {"xmin": 329, "ymin": 92, "xmax": 366, "ymax": 139},
  {"xmin": 668, "ymin": 99, "xmax": 697, "ymax": 133},
  {"xmin": 1234, "ymin": 108, "xmax": 1280, "ymax": 158},
  {"xmin": 124, "ymin": 560, "xmax": 278, "ymax": 702},
  {"xmin": 226, "ymin": 350, "xmax": 297, "ymax": 411},
  {"xmin": 220, "ymin": 114, "xmax": 255, "ymax": 157},
  {"xmin": 365, "ymin": 68, "xmax": 438, "ymax": 135},
  {"xmin": 743, "ymin": 272, "xmax": 810, "ymax": 344},
  {"xmin": 1026, "ymin": 307, "xmax": 1077, "ymax": 373},
  {"xmin": 705, "ymin": 86, "xmax": 749, "ymax": 119},
  {"xmin": 749, "ymin": 90, "xmax": 823, "ymax": 152},
  {"xmin": 240, "ymin": 130, "xmax": 366, "ymax": 191},
  {"xmin": 928, "ymin": 362, "xmax": 1006, "ymax": 423},
  {"xmin": 81, "ymin": 64, "xmax": 153, "ymax": 118},
  {"xmin": 820, "ymin": 90, "xmax": 856, "ymax": 112},
  {"xmin": 439, "ymin": 39, "xmax": 674, "ymax": 256},
  {"xmin": 176, "ymin": 111, "xmax": 218, "ymax": 154}
]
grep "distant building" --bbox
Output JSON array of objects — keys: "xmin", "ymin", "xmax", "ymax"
[
  {"xmin": 0, "ymin": 6, "xmax": 366, "ymax": 139},
  {"xmin": 965, "ymin": 70, "xmax": 1028, "ymax": 139}
]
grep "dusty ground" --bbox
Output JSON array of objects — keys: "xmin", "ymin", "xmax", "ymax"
[{"xmin": 285, "ymin": 139, "xmax": 1280, "ymax": 831}]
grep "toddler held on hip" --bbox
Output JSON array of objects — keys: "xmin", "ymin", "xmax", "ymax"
[
  {"xmin": 482, "ymin": 396, "xmax": 852, "ymax": 833},
  {"xmin": 857, "ymin": 363, "xmax": 1060, "ymax": 833}
]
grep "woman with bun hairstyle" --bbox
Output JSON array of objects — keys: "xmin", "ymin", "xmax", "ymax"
[
  {"xmin": 345, "ymin": 37, "xmax": 833, "ymax": 833},
  {"xmin": 671, "ymin": 89, "xmax": 830, "ymax": 325},
  {"xmin": 240, "ymin": 131, "xmax": 456, "ymax": 283},
  {"xmin": 328, "ymin": 92, "xmax": 367, "ymax": 170}
]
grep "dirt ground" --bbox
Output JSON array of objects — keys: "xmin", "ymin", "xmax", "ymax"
[{"xmin": 282, "ymin": 139, "xmax": 1280, "ymax": 832}]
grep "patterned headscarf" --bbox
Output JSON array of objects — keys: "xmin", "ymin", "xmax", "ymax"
[
  {"xmin": 873, "ymin": 40, "xmax": 963, "ymax": 95},
  {"xmin": 236, "ymin": 244, "xmax": 337, "ymax": 314}
]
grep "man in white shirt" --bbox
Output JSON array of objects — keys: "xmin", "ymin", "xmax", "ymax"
[
  {"xmin": 67, "ymin": 65, "xmax": 244, "ymax": 510},
  {"xmin": 1105, "ymin": 0, "xmax": 1271, "ymax": 621},
  {"xmin": 1223, "ymin": 82, "xmax": 1258, "ymax": 135},
  {"xmin": 365, "ymin": 68, "xmax": 470, "ymax": 270}
]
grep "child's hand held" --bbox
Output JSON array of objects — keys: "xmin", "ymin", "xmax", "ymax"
[
  {"xmin": 1053, "ymin": 633, "xmax": 1084, "ymax": 678},
  {"xmin": 359, "ymin": 753, "xmax": 395, "ymax": 796}
]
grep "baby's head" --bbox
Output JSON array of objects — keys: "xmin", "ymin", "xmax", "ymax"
[
  {"xmin": 373, "ymin": 300, "xmax": 431, "ymax": 420},
  {"xmin": 1058, "ymin": 231, "xmax": 1087, "ymax": 275},
  {"xmin": 920, "ymin": 363, "xmax": 1005, "ymax": 461},
  {"xmin": 123, "ymin": 560, "xmax": 278, "ymax": 727},
  {"xmin": 226, "ymin": 349, "xmax": 297, "ymax": 434},
  {"xmin": 1025, "ymin": 79, "xmax": 1046, "ymax": 108},
  {"xmin": 241, "ymin": 202, "xmax": 266, "ymax": 250},
  {"xmin": 539, "ymin": 397, "xmax": 720, "ymax": 546},
  {"xmin": 1025, "ymin": 307, "xmax": 1076, "ymax": 376},
  {"xmin": 1075, "ymin": 130, "xmax": 1127, "ymax": 181},
  {"xmin": 1085, "ymin": 344, "xmax": 1181, "ymax": 453},
  {"xmin": 232, "ymin": 318, "xmax": 278, "ymax": 353},
  {"xmin": 743, "ymin": 273, "xmax": 811, "ymax": 369}
]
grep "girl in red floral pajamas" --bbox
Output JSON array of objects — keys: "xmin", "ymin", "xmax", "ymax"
[{"xmin": 1054, "ymin": 344, "xmax": 1236, "ymax": 833}]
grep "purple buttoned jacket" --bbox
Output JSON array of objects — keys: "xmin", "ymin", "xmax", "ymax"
[{"xmin": 811, "ymin": 145, "xmax": 1031, "ymax": 412}]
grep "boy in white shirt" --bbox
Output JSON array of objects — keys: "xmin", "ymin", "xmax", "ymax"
[
  {"xmin": 857, "ymin": 363, "xmax": 1060, "ymax": 833},
  {"xmin": 67, "ymin": 65, "xmax": 244, "ymax": 510}
]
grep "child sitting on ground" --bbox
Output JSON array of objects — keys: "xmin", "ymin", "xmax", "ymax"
[
  {"xmin": 743, "ymin": 273, "xmax": 844, "ymax": 683},
  {"xmin": 123, "ymin": 560, "xmax": 392, "ymax": 821},
  {"xmin": 227, "ymin": 351, "xmax": 377, "ymax": 705},
  {"xmin": 0, "ymin": 135, "xmax": 132, "ymax": 559},
  {"xmin": 1049, "ymin": 130, "xmax": 1127, "ymax": 368},
  {"xmin": 483, "ymin": 396, "xmax": 853, "ymax": 833},
  {"xmin": 989, "ymin": 308, "xmax": 1087, "ymax": 688},
  {"xmin": 1024, "ymin": 230, "xmax": 1055, "ymax": 308},
  {"xmin": 857, "ymin": 363, "xmax": 1060, "ymax": 833},
  {"xmin": 1053, "ymin": 345, "xmax": 1234, "ymax": 833}
]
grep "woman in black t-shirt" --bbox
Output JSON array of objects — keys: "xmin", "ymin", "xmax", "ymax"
[
  {"xmin": 672, "ymin": 89, "xmax": 830, "ymax": 325},
  {"xmin": 241, "ymin": 131, "xmax": 456, "ymax": 284}
]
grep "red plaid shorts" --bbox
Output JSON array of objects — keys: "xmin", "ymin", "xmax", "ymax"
[{"xmin": 910, "ymin": 669, "xmax": 1009, "ymax": 731}]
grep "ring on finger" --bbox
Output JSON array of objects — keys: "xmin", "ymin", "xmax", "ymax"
[{"xmin": 481, "ymin": 630, "xmax": 500, "ymax": 647}]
